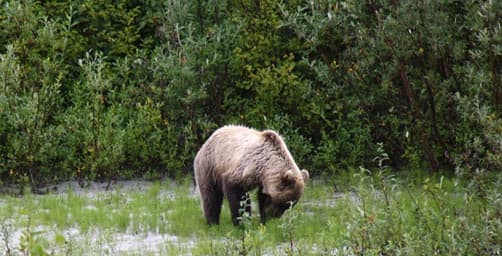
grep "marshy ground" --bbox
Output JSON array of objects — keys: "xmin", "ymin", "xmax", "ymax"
[{"xmin": 0, "ymin": 171, "xmax": 500, "ymax": 255}]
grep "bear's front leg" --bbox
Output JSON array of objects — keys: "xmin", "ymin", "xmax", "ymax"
[{"xmin": 223, "ymin": 183, "xmax": 250, "ymax": 225}]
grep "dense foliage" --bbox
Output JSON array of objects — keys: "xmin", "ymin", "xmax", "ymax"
[{"xmin": 0, "ymin": 0, "xmax": 500, "ymax": 186}]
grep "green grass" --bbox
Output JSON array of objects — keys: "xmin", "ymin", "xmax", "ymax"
[{"xmin": 0, "ymin": 170, "xmax": 500, "ymax": 255}]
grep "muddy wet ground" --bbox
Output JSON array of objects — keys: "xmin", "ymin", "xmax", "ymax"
[
  {"xmin": 0, "ymin": 179, "xmax": 349, "ymax": 255},
  {"xmin": 0, "ymin": 180, "xmax": 199, "ymax": 255}
]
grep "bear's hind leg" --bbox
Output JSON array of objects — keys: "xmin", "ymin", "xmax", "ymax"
[
  {"xmin": 258, "ymin": 190, "xmax": 271, "ymax": 223},
  {"xmin": 223, "ymin": 184, "xmax": 249, "ymax": 226},
  {"xmin": 201, "ymin": 184, "xmax": 224, "ymax": 225}
]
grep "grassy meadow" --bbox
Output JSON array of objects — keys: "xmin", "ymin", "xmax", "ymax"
[{"xmin": 0, "ymin": 170, "xmax": 500, "ymax": 256}]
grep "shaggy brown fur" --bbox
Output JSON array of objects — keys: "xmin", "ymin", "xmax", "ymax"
[{"xmin": 194, "ymin": 125, "xmax": 309, "ymax": 225}]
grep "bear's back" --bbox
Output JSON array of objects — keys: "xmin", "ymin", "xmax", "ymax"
[{"xmin": 202, "ymin": 125, "xmax": 263, "ymax": 173}]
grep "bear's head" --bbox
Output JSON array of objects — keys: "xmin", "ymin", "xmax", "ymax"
[{"xmin": 261, "ymin": 169, "xmax": 309, "ymax": 220}]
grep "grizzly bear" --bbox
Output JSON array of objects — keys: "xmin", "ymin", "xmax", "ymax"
[{"xmin": 194, "ymin": 125, "xmax": 309, "ymax": 225}]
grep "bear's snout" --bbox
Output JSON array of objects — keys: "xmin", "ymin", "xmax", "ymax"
[{"xmin": 260, "ymin": 197, "xmax": 296, "ymax": 223}]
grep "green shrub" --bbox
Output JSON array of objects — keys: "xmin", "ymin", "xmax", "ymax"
[
  {"xmin": 281, "ymin": 0, "xmax": 501, "ymax": 172},
  {"xmin": 0, "ymin": 45, "xmax": 64, "ymax": 185},
  {"xmin": 0, "ymin": 0, "xmax": 500, "ymax": 184}
]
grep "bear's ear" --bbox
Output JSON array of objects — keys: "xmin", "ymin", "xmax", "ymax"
[
  {"xmin": 262, "ymin": 130, "xmax": 280, "ymax": 145},
  {"xmin": 301, "ymin": 169, "xmax": 309, "ymax": 182},
  {"xmin": 281, "ymin": 170, "xmax": 296, "ymax": 187},
  {"xmin": 283, "ymin": 169, "xmax": 295, "ymax": 180}
]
